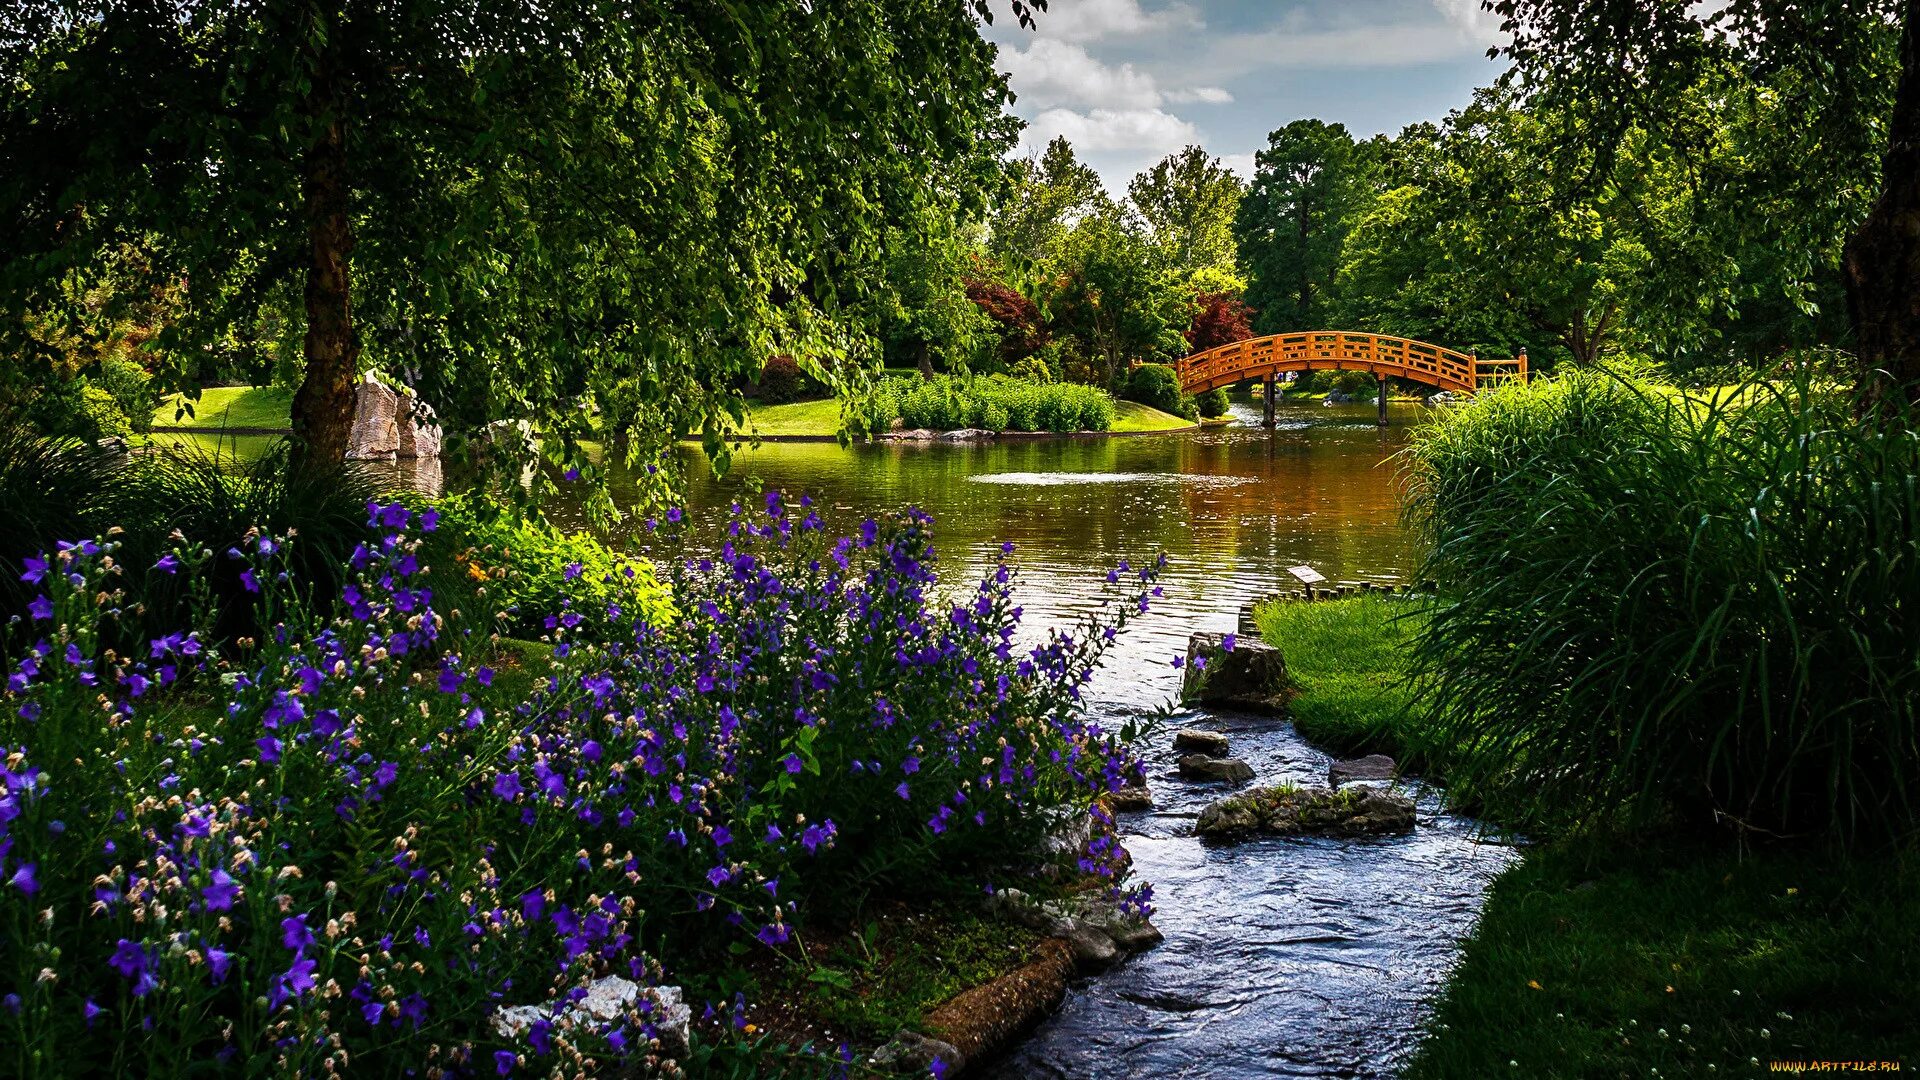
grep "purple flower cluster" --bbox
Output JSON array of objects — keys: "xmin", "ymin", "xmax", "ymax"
[{"xmin": 0, "ymin": 495, "xmax": 1159, "ymax": 1076}]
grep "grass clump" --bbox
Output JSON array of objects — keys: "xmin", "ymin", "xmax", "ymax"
[
  {"xmin": 1251, "ymin": 594, "xmax": 1428, "ymax": 762},
  {"xmin": 1407, "ymin": 839, "xmax": 1920, "ymax": 1078},
  {"xmin": 1401, "ymin": 370, "xmax": 1920, "ymax": 840},
  {"xmin": 871, "ymin": 374, "xmax": 1116, "ymax": 433}
]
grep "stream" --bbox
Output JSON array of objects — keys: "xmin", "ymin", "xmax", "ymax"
[{"xmin": 638, "ymin": 400, "xmax": 1518, "ymax": 1079}]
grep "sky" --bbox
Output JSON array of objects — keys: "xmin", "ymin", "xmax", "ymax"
[{"xmin": 977, "ymin": 0, "xmax": 1509, "ymax": 193}]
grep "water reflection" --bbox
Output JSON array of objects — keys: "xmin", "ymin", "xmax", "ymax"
[{"xmin": 635, "ymin": 401, "xmax": 1504, "ymax": 1080}]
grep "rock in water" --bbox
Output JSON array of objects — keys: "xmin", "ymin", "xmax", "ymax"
[
  {"xmin": 936, "ymin": 428, "xmax": 996, "ymax": 441},
  {"xmin": 1195, "ymin": 784, "xmax": 1416, "ymax": 840},
  {"xmin": 1172, "ymin": 728, "xmax": 1230, "ymax": 755},
  {"xmin": 395, "ymin": 393, "xmax": 441, "ymax": 459},
  {"xmin": 1183, "ymin": 632, "xmax": 1289, "ymax": 714},
  {"xmin": 1107, "ymin": 784, "xmax": 1153, "ymax": 811},
  {"xmin": 1329, "ymin": 754, "xmax": 1396, "ymax": 786},
  {"xmin": 1177, "ymin": 754, "xmax": 1255, "ymax": 783},
  {"xmin": 346, "ymin": 373, "xmax": 400, "ymax": 461}
]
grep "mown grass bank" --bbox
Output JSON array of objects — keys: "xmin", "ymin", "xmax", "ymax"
[{"xmin": 1252, "ymin": 594, "xmax": 1920, "ymax": 1078}]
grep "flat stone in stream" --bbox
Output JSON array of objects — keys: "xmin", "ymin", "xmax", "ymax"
[
  {"xmin": 1329, "ymin": 753, "xmax": 1397, "ymax": 786},
  {"xmin": 1195, "ymin": 784, "xmax": 1416, "ymax": 839},
  {"xmin": 985, "ymin": 888, "xmax": 1164, "ymax": 972},
  {"xmin": 1172, "ymin": 728, "xmax": 1230, "ymax": 755},
  {"xmin": 1107, "ymin": 783, "xmax": 1153, "ymax": 811},
  {"xmin": 867, "ymin": 1030, "xmax": 965, "ymax": 1075},
  {"xmin": 1182, "ymin": 632, "xmax": 1289, "ymax": 714},
  {"xmin": 1177, "ymin": 754, "xmax": 1255, "ymax": 783}
]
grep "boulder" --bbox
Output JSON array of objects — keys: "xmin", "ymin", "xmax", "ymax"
[
  {"xmin": 884, "ymin": 428, "xmax": 938, "ymax": 442},
  {"xmin": 1182, "ymin": 632, "xmax": 1289, "ymax": 715},
  {"xmin": 1172, "ymin": 728, "xmax": 1230, "ymax": 756},
  {"xmin": 1329, "ymin": 754, "xmax": 1397, "ymax": 786},
  {"xmin": 492, "ymin": 976, "xmax": 690, "ymax": 1059},
  {"xmin": 937, "ymin": 428, "xmax": 996, "ymax": 441},
  {"xmin": 395, "ymin": 394, "xmax": 441, "ymax": 459},
  {"xmin": 984, "ymin": 887, "xmax": 1162, "ymax": 972},
  {"xmin": 1195, "ymin": 784, "xmax": 1416, "ymax": 840},
  {"xmin": 868, "ymin": 1030, "xmax": 965, "ymax": 1075},
  {"xmin": 1177, "ymin": 754, "xmax": 1255, "ymax": 784},
  {"xmin": 346, "ymin": 373, "xmax": 400, "ymax": 461},
  {"xmin": 1107, "ymin": 784, "xmax": 1153, "ymax": 812}
]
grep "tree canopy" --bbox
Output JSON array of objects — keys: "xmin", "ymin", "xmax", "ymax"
[{"xmin": 0, "ymin": 0, "xmax": 1024, "ymax": 494}]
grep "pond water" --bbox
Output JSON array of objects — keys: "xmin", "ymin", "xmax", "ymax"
[{"xmin": 650, "ymin": 400, "xmax": 1515, "ymax": 1080}]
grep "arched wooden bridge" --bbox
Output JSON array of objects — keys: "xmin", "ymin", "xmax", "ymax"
[{"xmin": 1175, "ymin": 331, "xmax": 1527, "ymax": 398}]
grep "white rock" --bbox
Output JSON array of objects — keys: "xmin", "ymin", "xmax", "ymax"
[
  {"xmin": 346, "ymin": 373, "xmax": 400, "ymax": 461},
  {"xmin": 491, "ymin": 977, "xmax": 690, "ymax": 1059}
]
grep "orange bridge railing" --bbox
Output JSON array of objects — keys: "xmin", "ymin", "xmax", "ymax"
[{"xmin": 1175, "ymin": 331, "xmax": 1526, "ymax": 396}]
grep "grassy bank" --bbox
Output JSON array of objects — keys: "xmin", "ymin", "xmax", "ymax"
[
  {"xmin": 1252, "ymin": 594, "xmax": 1920, "ymax": 1077},
  {"xmin": 1408, "ymin": 840, "xmax": 1919, "ymax": 1077},
  {"xmin": 1250, "ymin": 595, "xmax": 1427, "ymax": 761}
]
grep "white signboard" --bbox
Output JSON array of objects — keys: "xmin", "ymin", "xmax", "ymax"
[{"xmin": 1287, "ymin": 565, "xmax": 1326, "ymax": 585}]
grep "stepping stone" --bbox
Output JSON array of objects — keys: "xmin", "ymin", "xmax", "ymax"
[
  {"xmin": 1177, "ymin": 754, "xmax": 1255, "ymax": 783},
  {"xmin": 1196, "ymin": 784, "xmax": 1416, "ymax": 840},
  {"xmin": 1172, "ymin": 728, "xmax": 1230, "ymax": 755},
  {"xmin": 1329, "ymin": 754, "xmax": 1397, "ymax": 786},
  {"xmin": 1107, "ymin": 784, "xmax": 1153, "ymax": 811},
  {"xmin": 1182, "ymin": 632, "xmax": 1289, "ymax": 714}
]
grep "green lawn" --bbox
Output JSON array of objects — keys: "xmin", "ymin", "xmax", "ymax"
[
  {"xmin": 153, "ymin": 385, "xmax": 293, "ymax": 430},
  {"xmin": 1409, "ymin": 839, "xmax": 1919, "ymax": 1078},
  {"xmin": 1110, "ymin": 400, "xmax": 1196, "ymax": 432}
]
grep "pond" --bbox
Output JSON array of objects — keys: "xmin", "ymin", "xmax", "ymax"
[{"xmin": 650, "ymin": 400, "xmax": 1514, "ymax": 1080}]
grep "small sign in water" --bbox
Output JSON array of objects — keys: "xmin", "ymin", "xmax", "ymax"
[{"xmin": 1288, "ymin": 564, "xmax": 1326, "ymax": 584}]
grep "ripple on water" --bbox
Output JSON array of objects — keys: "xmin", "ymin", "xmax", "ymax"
[{"xmin": 966, "ymin": 472, "xmax": 1262, "ymax": 488}]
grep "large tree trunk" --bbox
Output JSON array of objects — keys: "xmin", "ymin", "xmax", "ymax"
[
  {"xmin": 1843, "ymin": 0, "xmax": 1920, "ymax": 407},
  {"xmin": 290, "ymin": 62, "xmax": 359, "ymax": 466}
]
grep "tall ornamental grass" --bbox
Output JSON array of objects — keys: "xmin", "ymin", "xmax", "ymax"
[
  {"xmin": 0, "ymin": 495, "xmax": 1156, "ymax": 1076},
  {"xmin": 1402, "ymin": 370, "xmax": 1919, "ymax": 839},
  {"xmin": 872, "ymin": 374, "xmax": 1115, "ymax": 433}
]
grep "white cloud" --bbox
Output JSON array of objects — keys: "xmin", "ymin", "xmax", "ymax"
[
  {"xmin": 1027, "ymin": 0, "xmax": 1202, "ymax": 43},
  {"xmin": 1431, "ymin": 0, "xmax": 1506, "ymax": 47},
  {"xmin": 1219, "ymin": 151, "xmax": 1258, "ymax": 180},
  {"xmin": 1001, "ymin": 39, "xmax": 1163, "ymax": 110},
  {"xmin": 1164, "ymin": 86, "xmax": 1233, "ymax": 105},
  {"xmin": 1021, "ymin": 106, "xmax": 1199, "ymax": 155},
  {"xmin": 1195, "ymin": 21, "xmax": 1491, "ymax": 79},
  {"xmin": 1000, "ymin": 38, "xmax": 1232, "ymax": 112}
]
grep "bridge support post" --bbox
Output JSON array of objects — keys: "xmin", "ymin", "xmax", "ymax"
[
  {"xmin": 1263, "ymin": 373, "xmax": 1276, "ymax": 427},
  {"xmin": 1377, "ymin": 375, "xmax": 1389, "ymax": 427}
]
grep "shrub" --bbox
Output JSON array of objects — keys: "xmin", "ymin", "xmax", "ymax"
[
  {"xmin": 92, "ymin": 357, "xmax": 156, "ymax": 433},
  {"xmin": 1125, "ymin": 363, "xmax": 1184, "ymax": 415},
  {"xmin": 1402, "ymin": 370, "xmax": 1920, "ymax": 840},
  {"xmin": 1184, "ymin": 291, "xmax": 1255, "ymax": 353},
  {"xmin": 752, "ymin": 354, "xmax": 821, "ymax": 404},
  {"xmin": 1331, "ymin": 370, "xmax": 1379, "ymax": 398},
  {"xmin": 78, "ymin": 383, "xmax": 133, "ymax": 439},
  {"xmin": 880, "ymin": 375, "xmax": 1114, "ymax": 433},
  {"xmin": 0, "ymin": 498, "xmax": 1157, "ymax": 1075},
  {"xmin": 1008, "ymin": 356, "xmax": 1054, "ymax": 384},
  {"xmin": 420, "ymin": 493, "xmax": 673, "ymax": 639},
  {"xmin": 1196, "ymin": 388, "xmax": 1230, "ymax": 418}
]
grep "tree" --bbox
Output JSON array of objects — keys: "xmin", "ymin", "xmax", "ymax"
[
  {"xmin": 0, "ymin": 1, "xmax": 1023, "ymax": 478},
  {"xmin": 987, "ymin": 137, "xmax": 1110, "ymax": 272},
  {"xmin": 1127, "ymin": 146, "xmax": 1245, "ymax": 276},
  {"xmin": 1233, "ymin": 120, "xmax": 1375, "ymax": 333},
  {"xmin": 1486, "ymin": 0, "xmax": 1910, "ymax": 399},
  {"xmin": 1185, "ymin": 291, "xmax": 1255, "ymax": 352},
  {"xmin": 1045, "ymin": 207, "xmax": 1189, "ymax": 388}
]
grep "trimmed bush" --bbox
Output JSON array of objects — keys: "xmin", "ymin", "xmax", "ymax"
[
  {"xmin": 78, "ymin": 384, "xmax": 133, "ymax": 439},
  {"xmin": 1402, "ymin": 370, "xmax": 1920, "ymax": 840},
  {"xmin": 753, "ymin": 354, "xmax": 820, "ymax": 404},
  {"xmin": 92, "ymin": 357, "xmax": 156, "ymax": 433},
  {"xmin": 1196, "ymin": 388, "xmax": 1230, "ymax": 418},
  {"xmin": 1125, "ymin": 363, "xmax": 1184, "ymax": 414}
]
